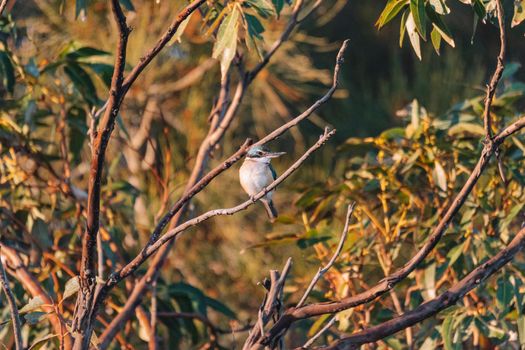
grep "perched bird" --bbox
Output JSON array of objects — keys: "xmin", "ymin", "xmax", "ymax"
[{"xmin": 239, "ymin": 145, "xmax": 285, "ymax": 222}]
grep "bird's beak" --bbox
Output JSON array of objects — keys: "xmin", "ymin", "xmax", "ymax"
[{"xmin": 266, "ymin": 151, "xmax": 286, "ymax": 158}]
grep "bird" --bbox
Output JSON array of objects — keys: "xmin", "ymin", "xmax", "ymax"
[{"xmin": 239, "ymin": 145, "xmax": 285, "ymax": 223}]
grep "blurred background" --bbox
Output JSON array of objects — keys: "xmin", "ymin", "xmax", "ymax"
[{"xmin": 2, "ymin": 0, "xmax": 525, "ymax": 348}]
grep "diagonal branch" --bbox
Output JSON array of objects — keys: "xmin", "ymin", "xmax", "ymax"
[
  {"xmin": 315, "ymin": 226, "xmax": 525, "ymax": 350},
  {"xmin": 0, "ymin": 0, "xmax": 8, "ymax": 16},
  {"xmin": 107, "ymin": 128, "xmax": 336, "ymax": 286},
  {"xmin": 256, "ymin": 105, "xmax": 525, "ymax": 348},
  {"xmin": 0, "ymin": 248, "xmax": 23, "ymax": 350},
  {"xmin": 120, "ymin": 0, "xmax": 206, "ymax": 95},
  {"xmin": 1, "ymin": 244, "xmax": 72, "ymax": 349}
]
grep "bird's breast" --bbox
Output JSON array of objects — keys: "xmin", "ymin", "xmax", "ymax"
[{"xmin": 239, "ymin": 161, "xmax": 274, "ymax": 198}]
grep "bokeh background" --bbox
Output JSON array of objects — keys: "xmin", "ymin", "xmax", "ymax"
[{"xmin": 2, "ymin": 0, "xmax": 525, "ymax": 348}]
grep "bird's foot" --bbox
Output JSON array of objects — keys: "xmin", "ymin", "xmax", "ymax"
[{"xmin": 250, "ymin": 195, "xmax": 257, "ymax": 202}]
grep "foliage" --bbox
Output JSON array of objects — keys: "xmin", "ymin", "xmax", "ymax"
[{"xmin": 0, "ymin": 0, "xmax": 524, "ymax": 349}]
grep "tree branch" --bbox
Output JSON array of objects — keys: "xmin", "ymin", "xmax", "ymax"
[
  {"xmin": 98, "ymin": 29, "xmax": 349, "ymax": 350},
  {"xmin": 316, "ymin": 226, "xmax": 525, "ymax": 350},
  {"xmin": 1, "ymin": 244, "xmax": 72, "ymax": 349},
  {"xmin": 0, "ymin": 248, "xmax": 23, "ymax": 350},
  {"xmin": 120, "ymin": 0, "xmax": 207, "ymax": 95},
  {"xmin": 296, "ymin": 203, "xmax": 355, "ymax": 309},
  {"xmin": 0, "ymin": 0, "xmax": 9, "ymax": 16},
  {"xmin": 108, "ymin": 128, "xmax": 336, "ymax": 286},
  {"xmin": 483, "ymin": 0, "xmax": 506, "ymax": 141},
  {"xmin": 256, "ymin": 102, "xmax": 525, "ymax": 348}
]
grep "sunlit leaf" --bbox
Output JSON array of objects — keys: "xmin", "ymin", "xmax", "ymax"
[
  {"xmin": 405, "ymin": 13, "xmax": 422, "ymax": 60},
  {"xmin": 433, "ymin": 160, "xmax": 447, "ymax": 191},
  {"xmin": 62, "ymin": 276, "xmax": 80, "ymax": 301},
  {"xmin": 410, "ymin": 0, "xmax": 427, "ymax": 38},
  {"xmin": 19, "ymin": 296, "xmax": 45, "ymax": 314},
  {"xmin": 430, "ymin": 27, "xmax": 441, "ymax": 55},
  {"xmin": 376, "ymin": 0, "xmax": 409, "ymax": 29}
]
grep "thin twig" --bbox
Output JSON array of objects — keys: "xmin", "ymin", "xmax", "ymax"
[
  {"xmin": 0, "ymin": 249, "xmax": 23, "ymax": 350},
  {"xmin": 243, "ymin": 258, "xmax": 293, "ymax": 349},
  {"xmin": 256, "ymin": 107, "xmax": 525, "ymax": 349},
  {"xmin": 301, "ymin": 316, "xmax": 336, "ymax": 348},
  {"xmin": 482, "ymin": 0, "xmax": 506, "ymax": 141},
  {"xmin": 98, "ymin": 27, "xmax": 349, "ymax": 350},
  {"xmin": 1, "ymin": 244, "xmax": 72, "ymax": 348},
  {"xmin": 296, "ymin": 203, "xmax": 355, "ymax": 308},
  {"xmin": 109, "ymin": 130, "xmax": 334, "ymax": 285},
  {"xmin": 148, "ymin": 280, "xmax": 158, "ymax": 350},
  {"xmin": 0, "ymin": 0, "xmax": 9, "ymax": 16}
]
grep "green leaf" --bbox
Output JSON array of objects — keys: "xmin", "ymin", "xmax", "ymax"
[
  {"xmin": 0, "ymin": 51, "xmax": 15, "ymax": 93},
  {"xmin": 428, "ymin": 0, "xmax": 449, "ymax": 14},
  {"xmin": 497, "ymin": 277, "xmax": 513, "ymax": 315},
  {"xmin": 119, "ymin": 0, "xmax": 135, "ymax": 11},
  {"xmin": 19, "ymin": 296, "xmax": 45, "ymax": 314},
  {"xmin": 518, "ymin": 316, "xmax": 525, "ymax": 346},
  {"xmin": 204, "ymin": 296, "xmax": 237, "ymax": 319},
  {"xmin": 75, "ymin": 0, "xmax": 88, "ymax": 20},
  {"xmin": 67, "ymin": 106, "xmax": 87, "ymax": 164},
  {"xmin": 24, "ymin": 312, "xmax": 46, "ymax": 325},
  {"xmin": 513, "ymin": 0, "xmax": 525, "ymax": 27},
  {"xmin": 213, "ymin": 7, "xmax": 240, "ymax": 78},
  {"xmin": 376, "ymin": 0, "xmax": 409, "ymax": 29},
  {"xmin": 473, "ymin": 0, "xmax": 486, "ymax": 19},
  {"xmin": 65, "ymin": 47, "xmax": 110, "ymax": 60},
  {"xmin": 442, "ymin": 314, "xmax": 454, "ymax": 350},
  {"xmin": 31, "ymin": 218, "xmax": 53, "ymax": 250},
  {"xmin": 410, "ymin": 0, "xmax": 427, "ymax": 38},
  {"xmin": 272, "ymin": 0, "xmax": 284, "ymax": 17},
  {"xmin": 62, "ymin": 276, "xmax": 80, "ymax": 301},
  {"xmin": 405, "ymin": 13, "xmax": 422, "ymax": 60},
  {"xmin": 84, "ymin": 63, "xmax": 113, "ymax": 87},
  {"xmin": 430, "ymin": 27, "xmax": 441, "ymax": 54},
  {"xmin": 446, "ymin": 241, "xmax": 465, "ymax": 267},
  {"xmin": 399, "ymin": 9, "xmax": 409, "ymax": 47},
  {"xmin": 433, "ymin": 160, "xmax": 447, "ymax": 191},
  {"xmin": 245, "ymin": 0, "xmax": 275, "ymax": 18},
  {"xmin": 64, "ymin": 62, "xmax": 98, "ymax": 105},
  {"xmin": 245, "ymin": 13, "xmax": 265, "ymax": 60},
  {"xmin": 426, "ymin": 5, "xmax": 455, "ymax": 47}
]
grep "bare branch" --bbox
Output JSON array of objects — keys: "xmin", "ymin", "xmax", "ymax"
[
  {"xmin": 243, "ymin": 258, "xmax": 293, "ymax": 349},
  {"xmin": 316, "ymin": 226, "xmax": 525, "ymax": 350},
  {"xmin": 108, "ymin": 129, "xmax": 335, "ymax": 285},
  {"xmin": 483, "ymin": 0, "xmax": 506, "ymax": 141},
  {"xmin": 255, "ymin": 39, "xmax": 349, "ymax": 147},
  {"xmin": 0, "ymin": 0, "xmax": 9, "ymax": 16},
  {"xmin": 296, "ymin": 202, "xmax": 355, "ymax": 308},
  {"xmin": 1, "ymin": 244, "xmax": 72, "ymax": 349},
  {"xmin": 0, "ymin": 249, "xmax": 23, "ymax": 350},
  {"xmin": 121, "ymin": 0, "xmax": 206, "ymax": 95},
  {"xmin": 257, "ymin": 104, "xmax": 525, "ymax": 347},
  {"xmin": 98, "ymin": 31, "xmax": 349, "ymax": 350},
  {"xmin": 148, "ymin": 280, "xmax": 158, "ymax": 350}
]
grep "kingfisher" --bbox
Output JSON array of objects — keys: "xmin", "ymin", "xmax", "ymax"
[{"xmin": 239, "ymin": 145, "xmax": 286, "ymax": 222}]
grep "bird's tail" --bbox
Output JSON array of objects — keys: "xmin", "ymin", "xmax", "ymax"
[{"xmin": 261, "ymin": 199, "xmax": 278, "ymax": 223}]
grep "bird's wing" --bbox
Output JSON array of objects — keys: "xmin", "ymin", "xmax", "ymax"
[{"xmin": 269, "ymin": 163, "xmax": 277, "ymax": 181}]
